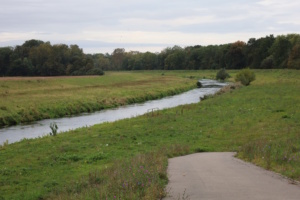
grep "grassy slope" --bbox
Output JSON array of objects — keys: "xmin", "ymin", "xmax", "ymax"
[
  {"xmin": 0, "ymin": 71, "xmax": 214, "ymax": 127},
  {"xmin": 0, "ymin": 70, "xmax": 299, "ymax": 199}
]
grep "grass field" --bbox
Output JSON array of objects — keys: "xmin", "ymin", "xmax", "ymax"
[
  {"xmin": 0, "ymin": 71, "xmax": 217, "ymax": 127},
  {"xmin": 0, "ymin": 69, "xmax": 299, "ymax": 199}
]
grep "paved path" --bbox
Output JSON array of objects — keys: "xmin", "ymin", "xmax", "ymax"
[{"xmin": 164, "ymin": 152, "xmax": 300, "ymax": 200}]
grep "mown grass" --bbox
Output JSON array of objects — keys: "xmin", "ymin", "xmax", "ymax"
[
  {"xmin": 0, "ymin": 69, "xmax": 299, "ymax": 200},
  {"xmin": 0, "ymin": 71, "xmax": 216, "ymax": 127}
]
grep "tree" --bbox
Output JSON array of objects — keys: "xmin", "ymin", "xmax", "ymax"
[
  {"xmin": 142, "ymin": 52, "xmax": 158, "ymax": 70},
  {"xmin": 126, "ymin": 53, "xmax": 143, "ymax": 70},
  {"xmin": 28, "ymin": 42, "xmax": 52, "ymax": 75},
  {"xmin": 68, "ymin": 45, "xmax": 86, "ymax": 75},
  {"xmin": 286, "ymin": 34, "xmax": 300, "ymax": 46},
  {"xmin": 226, "ymin": 41, "xmax": 246, "ymax": 69},
  {"xmin": 269, "ymin": 35, "xmax": 292, "ymax": 68},
  {"xmin": 111, "ymin": 48, "xmax": 125, "ymax": 70},
  {"xmin": 22, "ymin": 39, "xmax": 44, "ymax": 58},
  {"xmin": 260, "ymin": 56, "xmax": 274, "ymax": 69},
  {"xmin": 6, "ymin": 58, "xmax": 33, "ymax": 76},
  {"xmin": 0, "ymin": 47, "xmax": 13, "ymax": 76},
  {"xmin": 22, "ymin": 39, "xmax": 44, "ymax": 48},
  {"xmin": 93, "ymin": 54, "xmax": 110, "ymax": 70},
  {"xmin": 246, "ymin": 35, "xmax": 275, "ymax": 68},
  {"xmin": 287, "ymin": 44, "xmax": 300, "ymax": 69},
  {"xmin": 164, "ymin": 47, "xmax": 186, "ymax": 70},
  {"xmin": 51, "ymin": 44, "xmax": 70, "ymax": 75},
  {"xmin": 1, "ymin": 34, "xmax": 300, "ymax": 75}
]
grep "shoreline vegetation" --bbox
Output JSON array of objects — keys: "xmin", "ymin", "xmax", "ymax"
[
  {"xmin": 0, "ymin": 71, "xmax": 209, "ymax": 128},
  {"xmin": 0, "ymin": 69, "xmax": 300, "ymax": 199}
]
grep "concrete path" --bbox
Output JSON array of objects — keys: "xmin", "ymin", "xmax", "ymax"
[{"xmin": 164, "ymin": 152, "xmax": 300, "ymax": 200}]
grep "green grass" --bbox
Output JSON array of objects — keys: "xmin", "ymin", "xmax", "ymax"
[
  {"xmin": 0, "ymin": 69, "xmax": 299, "ymax": 199},
  {"xmin": 0, "ymin": 71, "xmax": 216, "ymax": 127}
]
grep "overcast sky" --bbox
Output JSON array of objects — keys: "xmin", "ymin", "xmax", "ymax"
[{"xmin": 0, "ymin": 0, "xmax": 299, "ymax": 54}]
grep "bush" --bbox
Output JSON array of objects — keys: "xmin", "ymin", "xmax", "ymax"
[
  {"xmin": 216, "ymin": 68, "xmax": 230, "ymax": 81},
  {"xmin": 196, "ymin": 81, "xmax": 202, "ymax": 88},
  {"xmin": 86, "ymin": 68, "xmax": 105, "ymax": 75},
  {"xmin": 235, "ymin": 68, "xmax": 256, "ymax": 86}
]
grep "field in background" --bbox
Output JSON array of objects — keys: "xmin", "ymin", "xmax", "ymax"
[
  {"xmin": 0, "ymin": 71, "xmax": 218, "ymax": 127},
  {"xmin": 0, "ymin": 69, "xmax": 299, "ymax": 199}
]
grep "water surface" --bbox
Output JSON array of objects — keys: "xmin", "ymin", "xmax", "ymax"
[{"xmin": 0, "ymin": 79, "xmax": 227, "ymax": 144}]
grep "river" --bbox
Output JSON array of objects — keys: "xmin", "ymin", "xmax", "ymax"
[{"xmin": 0, "ymin": 79, "xmax": 227, "ymax": 144}]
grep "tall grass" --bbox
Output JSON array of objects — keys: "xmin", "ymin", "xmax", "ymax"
[{"xmin": 48, "ymin": 145, "xmax": 190, "ymax": 200}]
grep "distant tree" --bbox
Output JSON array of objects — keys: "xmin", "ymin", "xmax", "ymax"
[
  {"xmin": 200, "ymin": 45, "xmax": 221, "ymax": 69},
  {"xmin": 260, "ymin": 56, "xmax": 274, "ymax": 69},
  {"xmin": 93, "ymin": 54, "xmax": 110, "ymax": 70},
  {"xmin": 111, "ymin": 48, "xmax": 125, "ymax": 70},
  {"xmin": 286, "ymin": 34, "xmax": 300, "ymax": 46},
  {"xmin": 1, "ymin": 34, "xmax": 300, "ymax": 76},
  {"xmin": 159, "ymin": 47, "xmax": 173, "ymax": 69},
  {"xmin": 164, "ymin": 47, "xmax": 186, "ymax": 70},
  {"xmin": 218, "ymin": 44, "xmax": 230, "ymax": 69},
  {"xmin": 0, "ymin": 47, "xmax": 13, "ymax": 76},
  {"xmin": 68, "ymin": 45, "xmax": 86, "ymax": 75},
  {"xmin": 22, "ymin": 39, "xmax": 44, "ymax": 58},
  {"xmin": 269, "ymin": 35, "xmax": 292, "ymax": 68},
  {"xmin": 226, "ymin": 41, "xmax": 246, "ymax": 69},
  {"xmin": 28, "ymin": 42, "xmax": 52, "ymax": 75},
  {"xmin": 6, "ymin": 58, "xmax": 33, "ymax": 76},
  {"xmin": 22, "ymin": 39, "xmax": 44, "ymax": 48},
  {"xmin": 142, "ymin": 52, "xmax": 158, "ymax": 70},
  {"xmin": 186, "ymin": 46, "xmax": 202, "ymax": 69},
  {"xmin": 246, "ymin": 35, "xmax": 275, "ymax": 68},
  {"xmin": 51, "ymin": 44, "xmax": 70, "ymax": 75},
  {"xmin": 127, "ymin": 53, "xmax": 143, "ymax": 70},
  {"xmin": 287, "ymin": 44, "xmax": 300, "ymax": 69}
]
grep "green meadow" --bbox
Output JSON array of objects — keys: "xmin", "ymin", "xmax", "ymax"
[
  {"xmin": 0, "ymin": 70, "xmax": 299, "ymax": 199},
  {"xmin": 0, "ymin": 71, "xmax": 213, "ymax": 127}
]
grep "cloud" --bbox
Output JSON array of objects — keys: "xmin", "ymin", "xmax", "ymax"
[{"xmin": 0, "ymin": 0, "xmax": 299, "ymax": 53}]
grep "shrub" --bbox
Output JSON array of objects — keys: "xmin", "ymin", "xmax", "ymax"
[
  {"xmin": 196, "ymin": 81, "xmax": 202, "ymax": 88},
  {"xmin": 235, "ymin": 68, "xmax": 256, "ymax": 86},
  {"xmin": 86, "ymin": 68, "xmax": 104, "ymax": 75},
  {"xmin": 216, "ymin": 68, "xmax": 230, "ymax": 81}
]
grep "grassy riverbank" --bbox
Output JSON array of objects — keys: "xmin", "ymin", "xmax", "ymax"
[
  {"xmin": 0, "ymin": 71, "xmax": 216, "ymax": 127},
  {"xmin": 1, "ymin": 70, "xmax": 299, "ymax": 199}
]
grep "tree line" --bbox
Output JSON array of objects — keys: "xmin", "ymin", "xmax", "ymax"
[
  {"xmin": 0, "ymin": 40, "xmax": 104, "ymax": 76},
  {"xmin": 1, "ymin": 34, "xmax": 300, "ymax": 76}
]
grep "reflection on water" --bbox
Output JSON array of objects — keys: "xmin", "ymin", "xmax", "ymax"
[{"xmin": 0, "ymin": 79, "xmax": 227, "ymax": 144}]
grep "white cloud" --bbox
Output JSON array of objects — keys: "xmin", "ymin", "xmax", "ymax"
[
  {"xmin": 119, "ymin": 15, "xmax": 217, "ymax": 31},
  {"xmin": 257, "ymin": 0, "xmax": 300, "ymax": 7},
  {"xmin": 0, "ymin": 0, "xmax": 300, "ymax": 53},
  {"xmin": 257, "ymin": 0, "xmax": 276, "ymax": 6}
]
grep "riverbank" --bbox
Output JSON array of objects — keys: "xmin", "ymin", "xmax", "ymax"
[
  {"xmin": 0, "ymin": 70, "xmax": 299, "ymax": 199},
  {"xmin": 0, "ymin": 79, "xmax": 224, "ymax": 144},
  {"xmin": 0, "ymin": 71, "xmax": 216, "ymax": 127}
]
